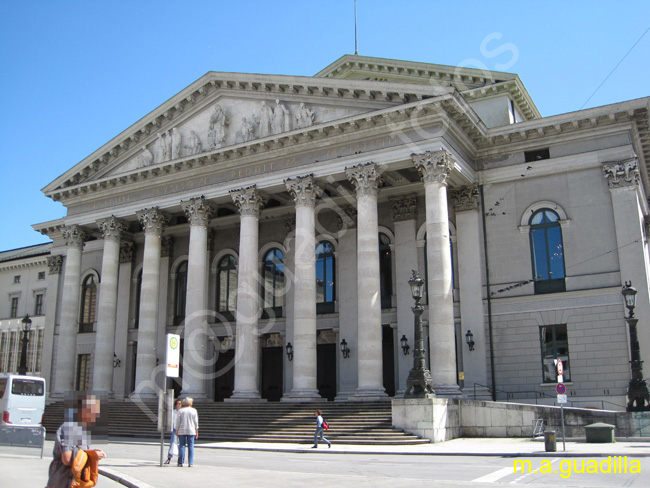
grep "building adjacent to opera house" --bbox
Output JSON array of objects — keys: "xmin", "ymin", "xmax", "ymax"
[{"xmin": 3, "ymin": 55, "xmax": 650, "ymax": 409}]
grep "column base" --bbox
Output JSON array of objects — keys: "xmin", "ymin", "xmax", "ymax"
[
  {"xmin": 225, "ymin": 390, "xmax": 266, "ymax": 402},
  {"xmin": 352, "ymin": 386, "xmax": 388, "ymax": 401},
  {"xmin": 433, "ymin": 383, "xmax": 463, "ymax": 397},
  {"xmin": 334, "ymin": 390, "xmax": 356, "ymax": 402},
  {"xmin": 281, "ymin": 389, "xmax": 322, "ymax": 402}
]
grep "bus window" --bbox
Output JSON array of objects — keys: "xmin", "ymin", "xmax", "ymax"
[{"xmin": 11, "ymin": 378, "xmax": 45, "ymax": 396}]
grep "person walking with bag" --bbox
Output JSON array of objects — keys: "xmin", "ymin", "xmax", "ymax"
[
  {"xmin": 164, "ymin": 399, "xmax": 182, "ymax": 464},
  {"xmin": 175, "ymin": 397, "xmax": 199, "ymax": 467},
  {"xmin": 311, "ymin": 409, "xmax": 331, "ymax": 449}
]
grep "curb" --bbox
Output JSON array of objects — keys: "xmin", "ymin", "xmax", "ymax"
[{"xmin": 100, "ymin": 467, "xmax": 155, "ymax": 488}]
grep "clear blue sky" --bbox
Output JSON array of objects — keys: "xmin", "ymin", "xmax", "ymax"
[{"xmin": 1, "ymin": 1, "xmax": 649, "ymax": 251}]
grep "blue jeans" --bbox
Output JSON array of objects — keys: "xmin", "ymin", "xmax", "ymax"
[
  {"xmin": 178, "ymin": 434, "xmax": 195, "ymax": 465},
  {"xmin": 314, "ymin": 427, "xmax": 330, "ymax": 446},
  {"xmin": 167, "ymin": 430, "xmax": 177, "ymax": 459}
]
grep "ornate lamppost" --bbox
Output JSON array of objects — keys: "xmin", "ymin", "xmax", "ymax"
[
  {"xmin": 17, "ymin": 314, "xmax": 32, "ymax": 375},
  {"xmin": 404, "ymin": 270, "xmax": 435, "ymax": 398},
  {"xmin": 621, "ymin": 282, "xmax": 650, "ymax": 411}
]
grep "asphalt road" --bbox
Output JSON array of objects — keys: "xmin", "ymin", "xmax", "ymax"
[{"xmin": 2, "ymin": 441, "xmax": 648, "ymax": 487}]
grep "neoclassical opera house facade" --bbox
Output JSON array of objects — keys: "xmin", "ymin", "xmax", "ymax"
[{"xmin": 31, "ymin": 55, "xmax": 650, "ymax": 408}]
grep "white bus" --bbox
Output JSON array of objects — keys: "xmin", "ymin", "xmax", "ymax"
[{"xmin": 0, "ymin": 375, "xmax": 46, "ymax": 426}]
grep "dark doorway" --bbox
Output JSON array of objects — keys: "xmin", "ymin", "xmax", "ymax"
[
  {"xmin": 317, "ymin": 344, "xmax": 336, "ymax": 401},
  {"xmin": 214, "ymin": 349, "xmax": 235, "ymax": 402},
  {"xmin": 382, "ymin": 326, "xmax": 395, "ymax": 397},
  {"xmin": 261, "ymin": 347, "xmax": 283, "ymax": 402},
  {"xmin": 130, "ymin": 342, "xmax": 137, "ymax": 394}
]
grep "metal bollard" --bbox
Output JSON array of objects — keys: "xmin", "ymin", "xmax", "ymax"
[{"xmin": 544, "ymin": 430, "xmax": 557, "ymax": 452}]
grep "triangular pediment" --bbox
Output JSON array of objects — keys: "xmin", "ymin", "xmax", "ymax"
[{"xmin": 43, "ymin": 70, "xmax": 455, "ymax": 197}]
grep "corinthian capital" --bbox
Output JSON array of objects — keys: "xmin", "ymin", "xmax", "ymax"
[
  {"xmin": 119, "ymin": 242, "xmax": 135, "ymax": 263},
  {"xmin": 62, "ymin": 225, "xmax": 89, "ymax": 249},
  {"xmin": 412, "ymin": 150, "xmax": 454, "ymax": 185},
  {"xmin": 390, "ymin": 195, "xmax": 417, "ymax": 221},
  {"xmin": 230, "ymin": 185, "xmax": 266, "ymax": 217},
  {"xmin": 181, "ymin": 196, "xmax": 216, "ymax": 226},
  {"xmin": 346, "ymin": 162, "xmax": 381, "ymax": 197},
  {"xmin": 47, "ymin": 255, "xmax": 63, "ymax": 275},
  {"xmin": 450, "ymin": 186, "xmax": 480, "ymax": 212},
  {"xmin": 603, "ymin": 158, "xmax": 640, "ymax": 189},
  {"xmin": 285, "ymin": 174, "xmax": 322, "ymax": 207},
  {"xmin": 97, "ymin": 216, "xmax": 127, "ymax": 242},
  {"xmin": 136, "ymin": 207, "xmax": 169, "ymax": 235}
]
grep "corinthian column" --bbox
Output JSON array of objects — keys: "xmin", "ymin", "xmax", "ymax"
[
  {"xmin": 346, "ymin": 162, "xmax": 387, "ymax": 400},
  {"xmin": 92, "ymin": 216, "xmax": 127, "ymax": 394},
  {"xmin": 180, "ymin": 197, "xmax": 215, "ymax": 398},
  {"xmin": 228, "ymin": 186, "xmax": 266, "ymax": 401},
  {"xmin": 134, "ymin": 207, "xmax": 168, "ymax": 396},
  {"xmin": 412, "ymin": 150, "xmax": 461, "ymax": 396},
  {"xmin": 283, "ymin": 175, "xmax": 322, "ymax": 401},
  {"xmin": 54, "ymin": 225, "xmax": 89, "ymax": 394},
  {"xmin": 604, "ymin": 158, "xmax": 650, "ymax": 367}
]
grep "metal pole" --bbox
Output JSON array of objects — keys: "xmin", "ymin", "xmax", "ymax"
[{"xmin": 560, "ymin": 403, "xmax": 566, "ymax": 451}]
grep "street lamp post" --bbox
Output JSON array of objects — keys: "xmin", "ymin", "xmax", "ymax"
[
  {"xmin": 18, "ymin": 314, "xmax": 32, "ymax": 375},
  {"xmin": 404, "ymin": 270, "xmax": 435, "ymax": 398},
  {"xmin": 621, "ymin": 281, "xmax": 650, "ymax": 412}
]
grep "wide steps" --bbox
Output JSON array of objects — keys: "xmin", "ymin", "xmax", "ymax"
[{"xmin": 43, "ymin": 399, "xmax": 428, "ymax": 445}]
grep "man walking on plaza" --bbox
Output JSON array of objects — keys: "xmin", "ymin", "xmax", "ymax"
[{"xmin": 175, "ymin": 397, "xmax": 199, "ymax": 467}]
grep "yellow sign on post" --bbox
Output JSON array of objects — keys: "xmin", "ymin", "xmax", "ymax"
[{"xmin": 166, "ymin": 333, "xmax": 180, "ymax": 378}]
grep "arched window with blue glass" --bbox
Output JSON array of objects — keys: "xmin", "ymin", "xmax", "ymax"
[
  {"xmin": 379, "ymin": 233, "xmax": 393, "ymax": 309},
  {"xmin": 529, "ymin": 209, "xmax": 566, "ymax": 294},
  {"xmin": 217, "ymin": 254, "xmax": 237, "ymax": 321},
  {"xmin": 263, "ymin": 248, "xmax": 285, "ymax": 317},
  {"xmin": 174, "ymin": 260, "xmax": 188, "ymax": 325},
  {"xmin": 316, "ymin": 241, "xmax": 335, "ymax": 314}
]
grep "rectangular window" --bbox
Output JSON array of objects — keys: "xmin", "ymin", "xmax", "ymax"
[
  {"xmin": 525, "ymin": 148, "xmax": 550, "ymax": 162},
  {"xmin": 35, "ymin": 329, "xmax": 43, "ymax": 373},
  {"xmin": 13, "ymin": 276, "xmax": 20, "ymax": 284},
  {"xmin": 0, "ymin": 332, "xmax": 7, "ymax": 373},
  {"xmin": 10, "ymin": 297, "xmax": 19, "ymax": 318},
  {"xmin": 76, "ymin": 354, "xmax": 91, "ymax": 391},
  {"xmin": 34, "ymin": 294, "xmax": 44, "ymax": 315},
  {"xmin": 7, "ymin": 331, "xmax": 17, "ymax": 372},
  {"xmin": 540, "ymin": 324, "xmax": 571, "ymax": 383},
  {"xmin": 38, "ymin": 272, "xmax": 46, "ymax": 280}
]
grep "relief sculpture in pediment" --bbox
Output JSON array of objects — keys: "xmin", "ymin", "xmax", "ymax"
[{"xmin": 119, "ymin": 99, "xmax": 325, "ymax": 173}]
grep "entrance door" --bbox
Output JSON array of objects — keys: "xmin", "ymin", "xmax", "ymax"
[
  {"xmin": 382, "ymin": 326, "xmax": 395, "ymax": 396},
  {"xmin": 261, "ymin": 347, "xmax": 283, "ymax": 402},
  {"xmin": 214, "ymin": 349, "xmax": 235, "ymax": 402},
  {"xmin": 317, "ymin": 344, "xmax": 336, "ymax": 401}
]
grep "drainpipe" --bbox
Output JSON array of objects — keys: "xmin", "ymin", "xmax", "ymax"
[{"xmin": 479, "ymin": 185, "xmax": 497, "ymax": 401}]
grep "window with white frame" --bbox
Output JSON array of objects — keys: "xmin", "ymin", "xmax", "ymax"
[{"xmin": 540, "ymin": 324, "xmax": 571, "ymax": 383}]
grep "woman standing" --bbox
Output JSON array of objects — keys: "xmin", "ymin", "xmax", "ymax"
[
  {"xmin": 164, "ymin": 399, "xmax": 183, "ymax": 464},
  {"xmin": 176, "ymin": 397, "xmax": 199, "ymax": 467},
  {"xmin": 312, "ymin": 409, "xmax": 331, "ymax": 449}
]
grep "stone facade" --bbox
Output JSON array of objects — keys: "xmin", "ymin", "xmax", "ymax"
[{"xmin": 1, "ymin": 54, "xmax": 645, "ymax": 410}]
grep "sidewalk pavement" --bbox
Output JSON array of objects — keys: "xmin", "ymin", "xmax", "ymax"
[{"xmin": 2, "ymin": 437, "xmax": 649, "ymax": 488}]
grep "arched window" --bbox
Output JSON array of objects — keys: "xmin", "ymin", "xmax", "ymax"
[
  {"xmin": 174, "ymin": 261, "xmax": 188, "ymax": 325},
  {"xmin": 379, "ymin": 233, "xmax": 393, "ymax": 309},
  {"xmin": 79, "ymin": 275, "xmax": 97, "ymax": 333},
  {"xmin": 530, "ymin": 209, "xmax": 566, "ymax": 294},
  {"xmin": 217, "ymin": 255, "xmax": 237, "ymax": 320},
  {"xmin": 263, "ymin": 248, "xmax": 284, "ymax": 317},
  {"xmin": 134, "ymin": 269, "xmax": 142, "ymax": 329},
  {"xmin": 316, "ymin": 241, "xmax": 335, "ymax": 314}
]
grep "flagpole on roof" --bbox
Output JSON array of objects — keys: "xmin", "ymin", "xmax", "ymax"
[{"xmin": 354, "ymin": 0, "xmax": 359, "ymax": 55}]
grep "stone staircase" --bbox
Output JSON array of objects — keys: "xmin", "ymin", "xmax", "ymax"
[{"xmin": 43, "ymin": 399, "xmax": 429, "ymax": 445}]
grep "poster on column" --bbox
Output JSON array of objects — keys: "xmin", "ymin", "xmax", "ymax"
[{"xmin": 166, "ymin": 333, "xmax": 180, "ymax": 378}]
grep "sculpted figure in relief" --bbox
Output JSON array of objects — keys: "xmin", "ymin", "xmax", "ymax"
[
  {"xmin": 235, "ymin": 117, "xmax": 255, "ymax": 144},
  {"xmin": 155, "ymin": 132, "xmax": 168, "ymax": 163},
  {"xmin": 272, "ymin": 99, "xmax": 291, "ymax": 134},
  {"xmin": 163, "ymin": 130, "xmax": 172, "ymax": 161},
  {"xmin": 136, "ymin": 146, "xmax": 154, "ymax": 167},
  {"xmin": 209, "ymin": 104, "xmax": 229, "ymax": 148},
  {"xmin": 296, "ymin": 102, "xmax": 315, "ymax": 129},
  {"xmin": 257, "ymin": 101, "xmax": 273, "ymax": 138},
  {"xmin": 171, "ymin": 127, "xmax": 182, "ymax": 159},
  {"xmin": 186, "ymin": 130, "xmax": 202, "ymax": 155}
]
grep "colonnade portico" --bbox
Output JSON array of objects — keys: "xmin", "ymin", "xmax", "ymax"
[{"xmin": 49, "ymin": 150, "xmax": 466, "ymax": 401}]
